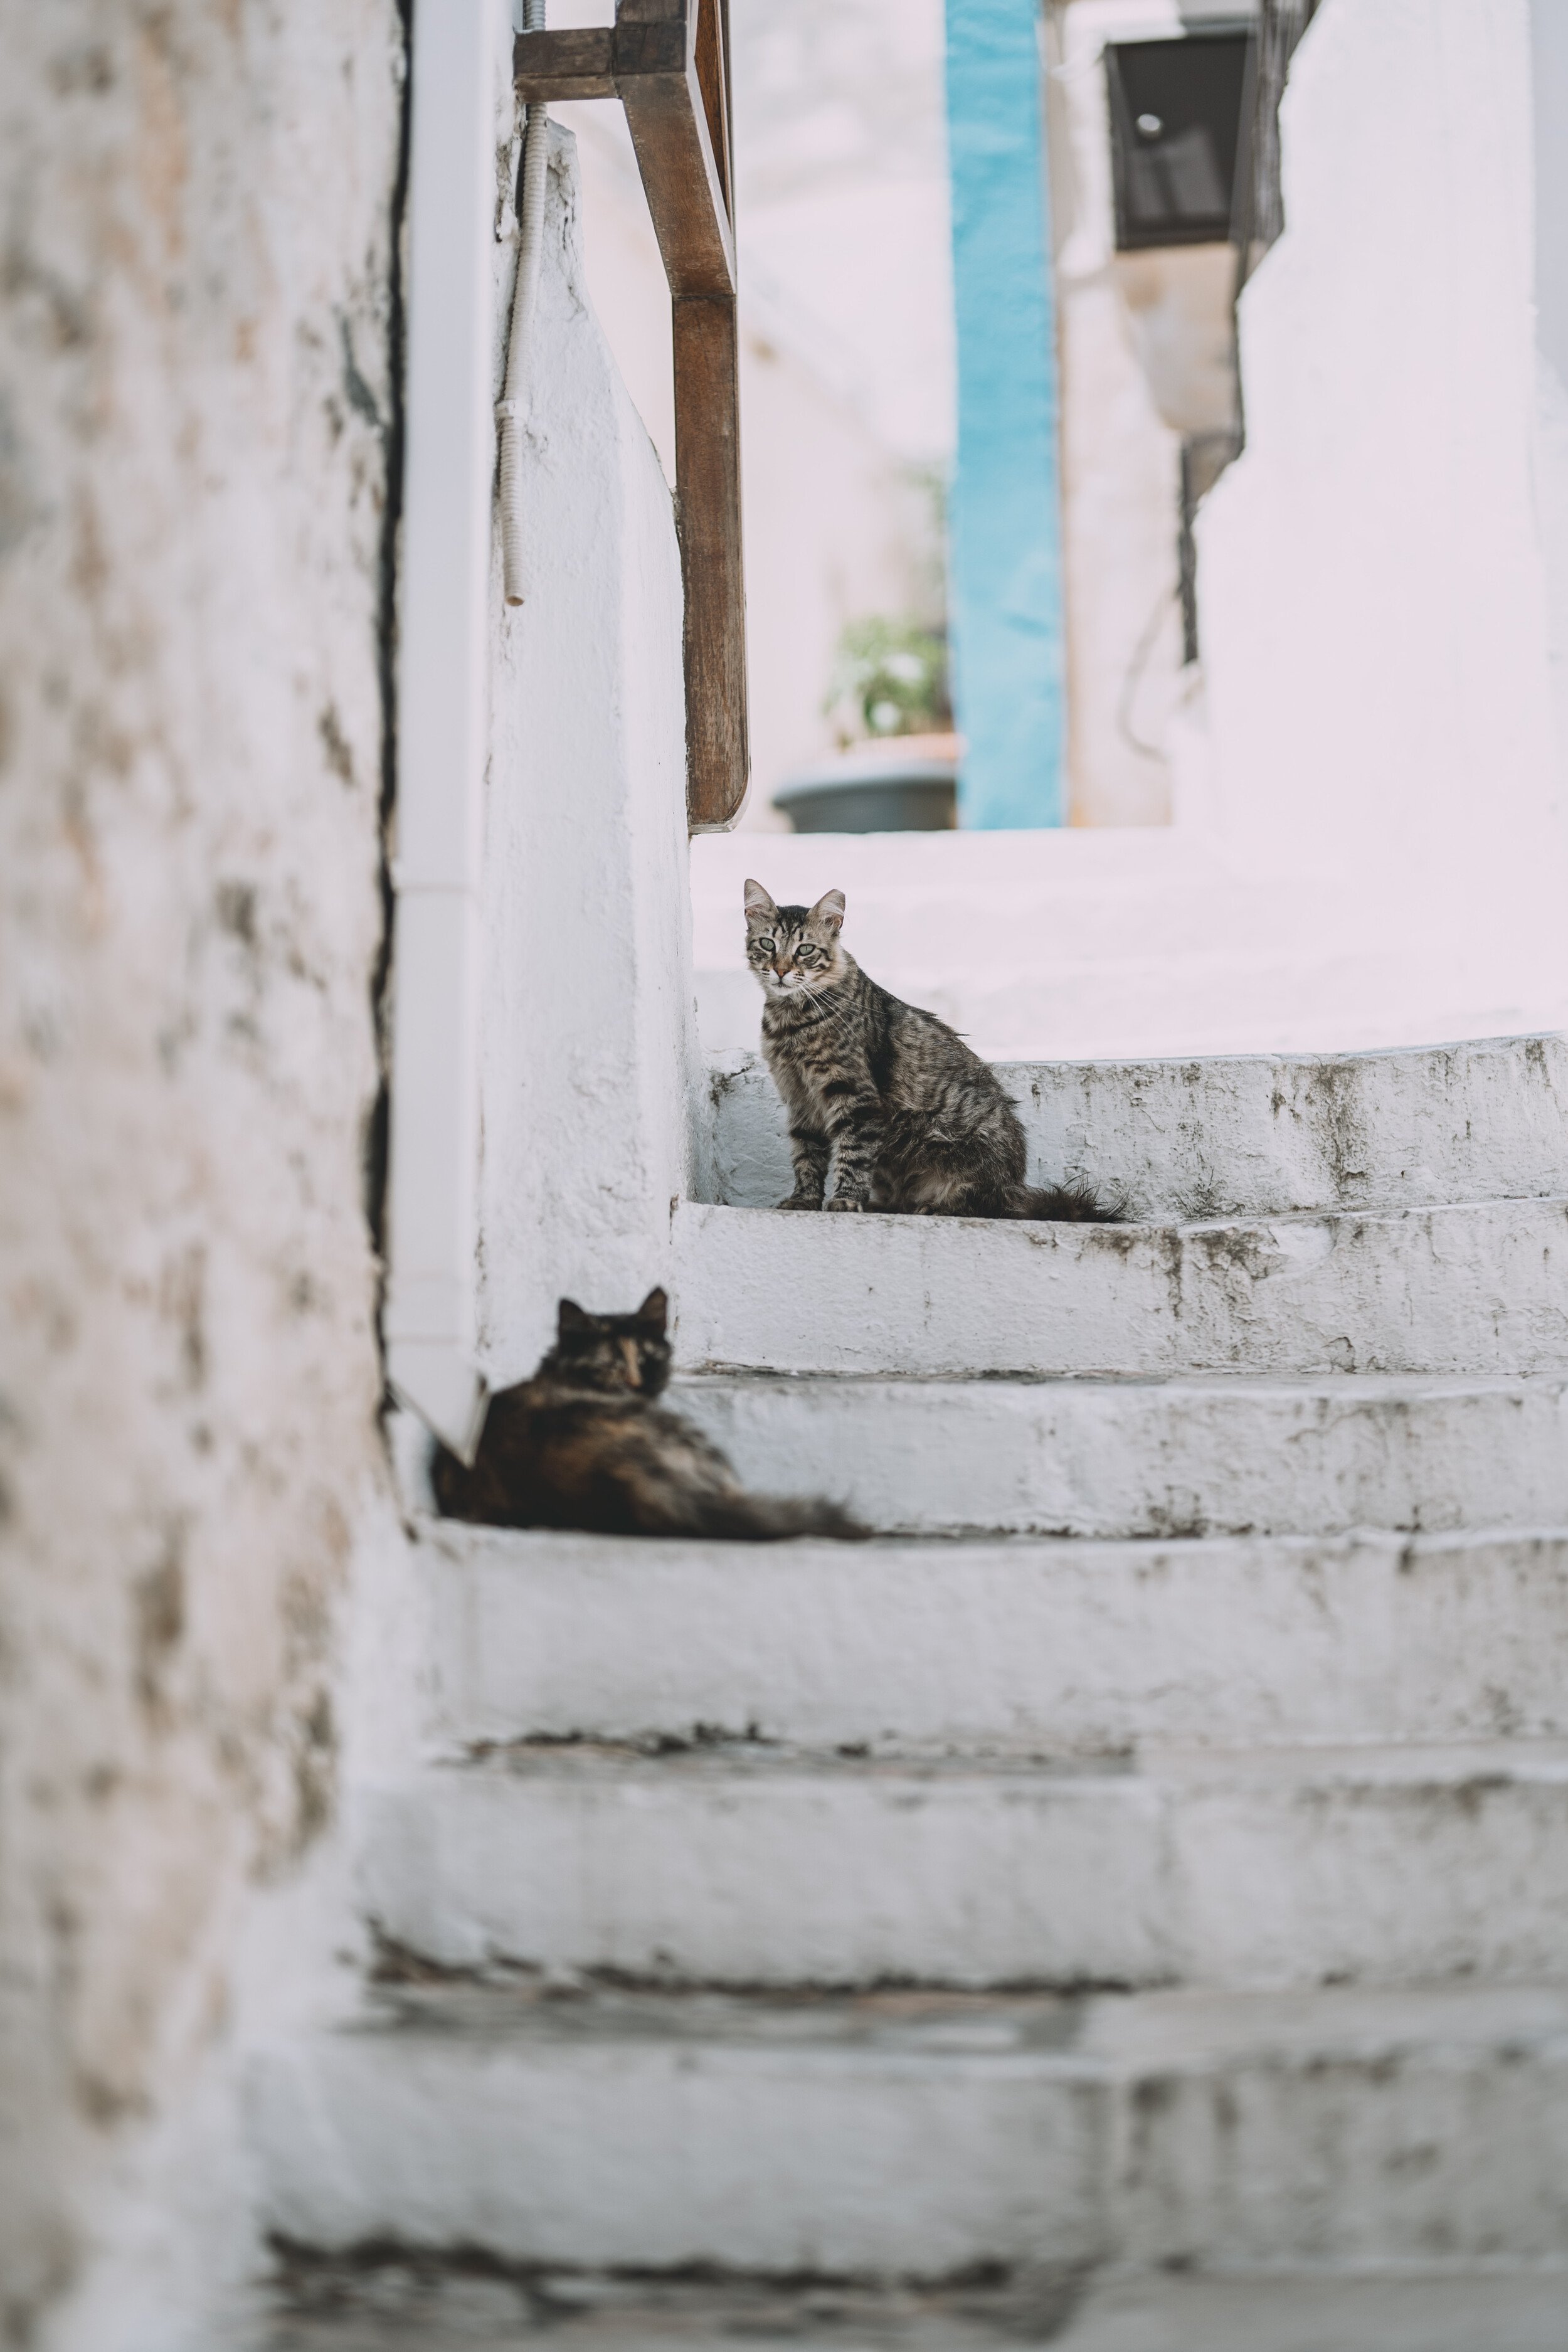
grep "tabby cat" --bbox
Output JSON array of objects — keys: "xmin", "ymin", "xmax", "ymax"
[
  {"xmin": 744, "ymin": 879, "xmax": 1114, "ymax": 1220},
  {"xmin": 432, "ymin": 1289, "xmax": 864, "ymax": 1539}
]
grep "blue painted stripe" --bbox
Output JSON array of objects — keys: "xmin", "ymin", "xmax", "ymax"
[{"xmin": 945, "ymin": 0, "xmax": 1066, "ymax": 828}]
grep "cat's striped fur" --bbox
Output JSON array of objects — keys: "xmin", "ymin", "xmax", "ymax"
[{"xmin": 744, "ymin": 879, "xmax": 1113, "ymax": 1221}]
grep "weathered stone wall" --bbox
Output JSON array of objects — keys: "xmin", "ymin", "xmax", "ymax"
[{"xmin": 0, "ymin": 1, "xmax": 403, "ymax": 2334}]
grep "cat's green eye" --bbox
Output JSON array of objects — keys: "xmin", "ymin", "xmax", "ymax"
[{"xmin": 756, "ymin": 936, "xmax": 775, "ymax": 954}]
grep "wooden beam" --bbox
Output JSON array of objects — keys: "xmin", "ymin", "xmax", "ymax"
[
  {"xmin": 674, "ymin": 293, "xmax": 747, "ymax": 830},
  {"xmin": 512, "ymin": 5, "xmax": 736, "ymax": 283},
  {"xmin": 512, "ymin": 0, "xmax": 748, "ymax": 831},
  {"xmin": 617, "ymin": 0, "xmax": 735, "ymax": 300},
  {"xmin": 694, "ymin": 0, "xmax": 731, "ymax": 221},
  {"xmin": 512, "ymin": 26, "xmax": 615, "ymax": 102}
]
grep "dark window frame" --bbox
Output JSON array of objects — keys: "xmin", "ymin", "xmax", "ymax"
[{"xmin": 1105, "ymin": 28, "xmax": 1255, "ymax": 253}]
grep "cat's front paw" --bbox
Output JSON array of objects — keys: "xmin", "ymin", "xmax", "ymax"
[
  {"xmin": 825, "ymin": 1196, "xmax": 866, "ymax": 1212},
  {"xmin": 775, "ymin": 1194, "xmax": 824, "ymax": 1211}
]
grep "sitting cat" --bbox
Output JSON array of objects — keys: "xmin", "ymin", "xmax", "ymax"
[
  {"xmin": 744, "ymin": 878, "xmax": 1115, "ymax": 1220},
  {"xmin": 432, "ymin": 1288, "xmax": 865, "ymax": 1540}
]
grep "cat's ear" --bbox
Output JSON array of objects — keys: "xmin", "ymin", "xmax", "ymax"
[
  {"xmin": 635, "ymin": 1286, "xmax": 669, "ymax": 1333},
  {"xmin": 558, "ymin": 1298, "xmax": 593, "ymax": 1335},
  {"xmin": 743, "ymin": 877, "xmax": 778, "ymax": 921},
  {"xmin": 810, "ymin": 888, "xmax": 846, "ymax": 934}
]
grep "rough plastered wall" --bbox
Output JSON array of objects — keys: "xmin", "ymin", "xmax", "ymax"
[
  {"xmin": 1196, "ymin": 0, "xmax": 1568, "ymax": 1035},
  {"xmin": 478, "ymin": 125, "xmax": 704, "ymax": 1387},
  {"xmin": 0, "ymin": 2, "xmax": 403, "ymax": 2339},
  {"xmin": 1529, "ymin": 0, "xmax": 1568, "ymax": 797}
]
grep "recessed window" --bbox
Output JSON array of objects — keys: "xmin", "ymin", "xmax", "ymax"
[{"xmin": 1106, "ymin": 32, "xmax": 1252, "ymax": 251}]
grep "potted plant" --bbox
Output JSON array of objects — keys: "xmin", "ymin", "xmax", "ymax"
[{"xmin": 773, "ymin": 617, "xmax": 961, "ymax": 832}]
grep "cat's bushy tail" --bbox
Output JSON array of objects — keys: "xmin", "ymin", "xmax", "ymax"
[
  {"xmin": 1012, "ymin": 1180, "xmax": 1121, "ymax": 1224},
  {"xmin": 697, "ymin": 1489, "xmax": 870, "ymax": 1542}
]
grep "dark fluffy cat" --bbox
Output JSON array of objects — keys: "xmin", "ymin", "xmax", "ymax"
[
  {"xmin": 744, "ymin": 879, "xmax": 1115, "ymax": 1221},
  {"xmin": 432, "ymin": 1289, "xmax": 865, "ymax": 1540}
]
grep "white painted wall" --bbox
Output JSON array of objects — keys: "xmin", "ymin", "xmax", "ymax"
[
  {"xmin": 381, "ymin": 0, "xmax": 510, "ymax": 1458},
  {"xmin": 1053, "ymin": 0, "xmax": 1188, "ymax": 828},
  {"xmin": 1198, "ymin": 0, "xmax": 1568, "ymax": 1033},
  {"xmin": 1530, "ymin": 0, "xmax": 1568, "ymax": 815},
  {"xmin": 477, "ymin": 126, "xmax": 704, "ymax": 1385}
]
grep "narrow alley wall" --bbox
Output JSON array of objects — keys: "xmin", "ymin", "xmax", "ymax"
[
  {"xmin": 478, "ymin": 124, "xmax": 703, "ymax": 1385},
  {"xmin": 1197, "ymin": 0, "xmax": 1568, "ymax": 1037},
  {"xmin": 0, "ymin": 3, "xmax": 403, "ymax": 2336}
]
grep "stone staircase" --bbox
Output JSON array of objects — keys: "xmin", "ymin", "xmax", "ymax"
[{"xmin": 253, "ymin": 1034, "xmax": 1568, "ymax": 2349}]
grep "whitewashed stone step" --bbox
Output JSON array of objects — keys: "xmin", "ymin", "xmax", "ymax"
[
  {"xmin": 709, "ymin": 1033, "xmax": 1568, "ymax": 1221},
  {"xmin": 260, "ymin": 2263, "xmax": 1085, "ymax": 2351},
  {"xmin": 252, "ymin": 1979, "xmax": 1568, "ymax": 2275},
  {"xmin": 358, "ymin": 1740, "xmax": 1568, "ymax": 1989},
  {"xmin": 262, "ymin": 2263, "xmax": 1568, "ymax": 2352},
  {"xmin": 420, "ymin": 1523, "xmax": 1568, "ymax": 1757},
  {"xmin": 669, "ymin": 1368, "xmax": 1568, "ymax": 1537},
  {"xmin": 671, "ymin": 1197, "xmax": 1568, "ymax": 1377},
  {"xmin": 1046, "ymin": 2275, "xmax": 1568, "ymax": 2352}
]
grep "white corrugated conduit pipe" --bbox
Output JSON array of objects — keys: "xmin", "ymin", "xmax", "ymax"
[{"xmin": 499, "ymin": 0, "xmax": 549, "ymax": 606}]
